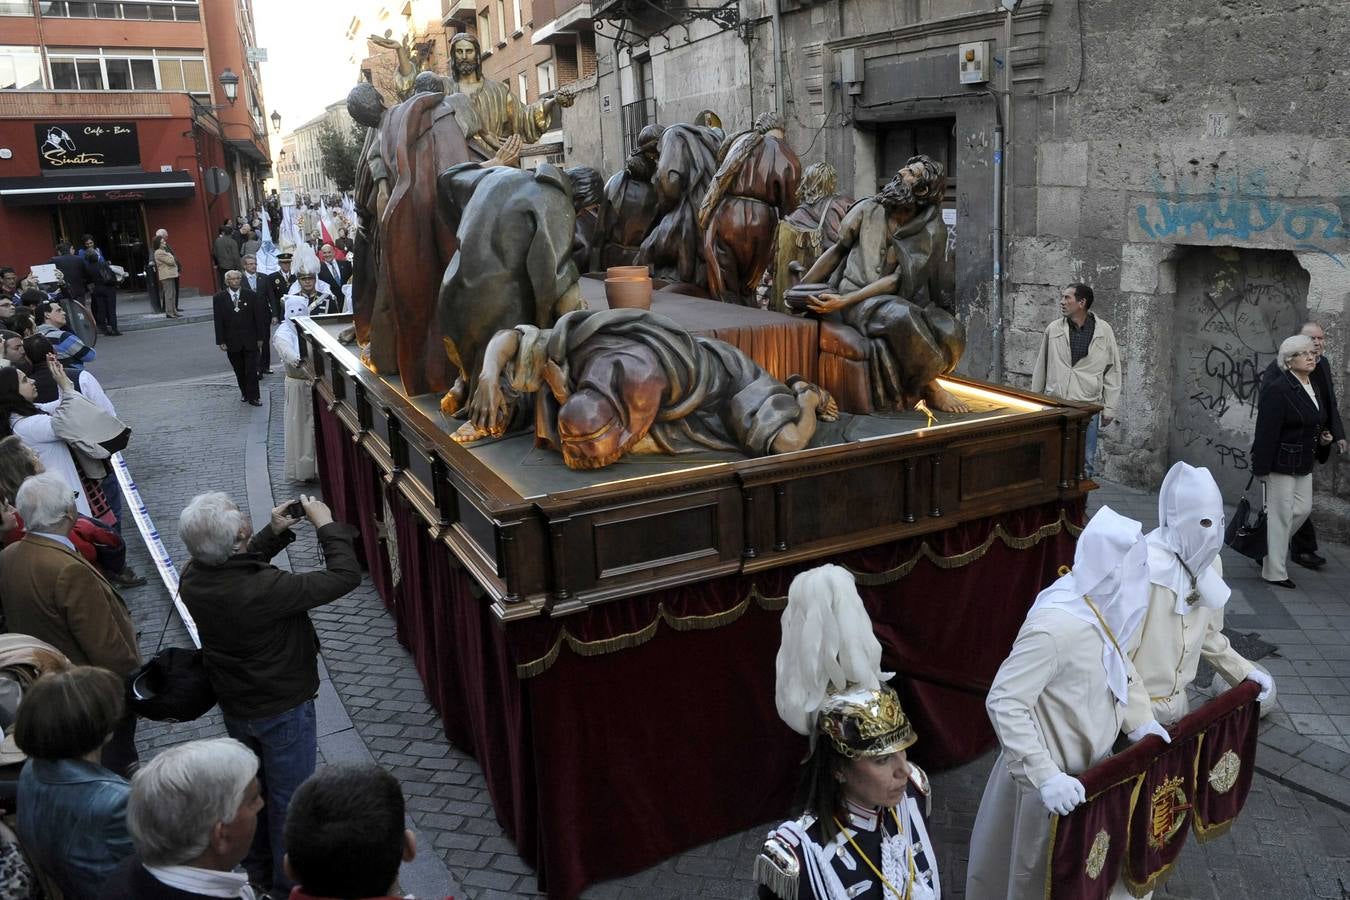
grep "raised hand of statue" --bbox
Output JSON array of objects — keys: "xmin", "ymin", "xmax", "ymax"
[
  {"xmin": 553, "ymin": 87, "xmax": 576, "ymax": 109},
  {"xmin": 368, "ymin": 33, "xmax": 404, "ymax": 51}
]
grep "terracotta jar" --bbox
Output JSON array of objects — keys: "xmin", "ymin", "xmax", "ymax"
[
  {"xmin": 606, "ymin": 265, "xmax": 650, "ymax": 280},
  {"xmin": 605, "ymin": 277, "xmax": 653, "ymax": 309}
]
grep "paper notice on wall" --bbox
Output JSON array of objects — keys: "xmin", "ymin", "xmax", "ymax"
[
  {"xmin": 942, "ymin": 208, "xmax": 957, "ymax": 260},
  {"xmin": 942, "ymin": 209, "xmax": 956, "ymax": 226}
]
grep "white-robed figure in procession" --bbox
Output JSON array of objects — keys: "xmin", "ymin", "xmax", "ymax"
[
  {"xmin": 756, "ymin": 564, "xmax": 940, "ymax": 900},
  {"xmin": 271, "ymin": 295, "xmax": 318, "ymax": 482},
  {"xmin": 966, "ymin": 507, "xmax": 1168, "ymax": 900},
  {"xmin": 1124, "ymin": 462, "xmax": 1275, "ymax": 730}
]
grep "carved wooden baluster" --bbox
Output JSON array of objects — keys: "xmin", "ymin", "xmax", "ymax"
[
  {"xmin": 1059, "ymin": 424, "xmax": 1073, "ymax": 489},
  {"xmin": 902, "ymin": 458, "xmax": 917, "ymax": 523},
  {"xmin": 774, "ymin": 483, "xmax": 789, "ymax": 551},
  {"xmin": 741, "ymin": 488, "xmax": 757, "ymax": 559},
  {"xmin": 929, "ymin": 455, "xmax": 943, "ymax": 518},
  {"xmin": 549, "ymin": 519, "xmax": 571, "ymax": 604}
]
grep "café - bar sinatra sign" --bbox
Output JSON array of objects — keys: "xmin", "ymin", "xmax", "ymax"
[{"xmin": 35, "ymin": 122, "xmax": 139, "ymax": 170}]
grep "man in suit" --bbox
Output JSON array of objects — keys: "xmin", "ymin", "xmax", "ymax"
[
  {"xmin": 240, "ymin": 254, "xmax": 273, "ymax": 378},
  {"xmin": 1259, "ymin": 320, "xmax": 1346, "ymax": 569},
  {"xmin": 49, "ymin": 241, "xmax": 96, "ymax": 305},
  {"xmin": 315, "ymin": 243, "xmax": 351, "ymax": 297},
  {"xmin": 0, "ymin": 472, "xmax": 142, "ymax": 774},
  {"xmin": 265, "ymin": 252, "xmax": 297, "ymax": 322},
  {"xmin": 214, "ymin": 270, "xmax": 265, "ymax": 406}
]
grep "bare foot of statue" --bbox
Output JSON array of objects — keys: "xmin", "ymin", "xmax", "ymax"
[
  {"xmin": 450, "ymin": 420, "xmax": 489, "ymax": 443},
  {"xmin": 360, "ymin": 346, "xmax": 377, "ymax": 373},
  {"xmin": 338, "ymin": 325, "xmax": 357, "ymax": 345},
  {"xmin": 815, "ymin": 386, "xmax": 839, "ymax": 422},
  {"xmin": 922, "ymin": 381, "xmax": 969, "ymax": 413}
]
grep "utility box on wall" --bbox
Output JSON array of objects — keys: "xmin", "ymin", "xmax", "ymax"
[{"xmin": 958, "ymin": 41, "xmax": 991, "ymax": 84}]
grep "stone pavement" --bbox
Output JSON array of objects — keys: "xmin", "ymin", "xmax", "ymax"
[{"xmin": 106, "ymin": 360, "xmax": 1350, "ymax": 898}]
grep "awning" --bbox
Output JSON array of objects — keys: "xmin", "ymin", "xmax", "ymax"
[{"xmin": 0, "ymin": 170, "xmax": 195, "ymax": 207}]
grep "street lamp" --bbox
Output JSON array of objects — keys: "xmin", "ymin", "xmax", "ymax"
[
  {"xmin": 218, "ymin": 68, "xmax": 240, "ymax": 105},
  {"xmin": 270, "ymin": 109, "xmax": 281, "ymax": 131}
]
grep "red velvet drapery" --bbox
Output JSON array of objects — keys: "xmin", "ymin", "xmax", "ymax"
[{"xmin": 315, "ymin": 398, "xmax": 1086, "ymax": 899}]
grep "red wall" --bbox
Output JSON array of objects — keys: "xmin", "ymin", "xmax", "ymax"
[{"xmin": 0, "ymin": 114, "xmax": 222, "ymax": 296}]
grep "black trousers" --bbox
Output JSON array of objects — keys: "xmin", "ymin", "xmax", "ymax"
[
  {"xmin": 258, "ymin": 322, "xmax": 272, "ymax": 375},
  {"xmin": 228, "ymin": 347, "xmax": 260, "ymax": 401},
  {"xmin": 1291, "ymin": 516, "xmax": 1318, "ymax": 554},
  {"xmin": 91, "ymin": 285, "xmax": 118, "ymax": 332}
]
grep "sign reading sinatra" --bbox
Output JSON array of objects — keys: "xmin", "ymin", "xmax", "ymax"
[{"xmin": 35, "ymin": 122, "xmax": 140, "ymax": 170}]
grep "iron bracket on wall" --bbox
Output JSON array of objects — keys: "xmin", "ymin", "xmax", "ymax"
[{"xmin": 594, "ymin": 0, "xmax": 742, "ymax": 54}]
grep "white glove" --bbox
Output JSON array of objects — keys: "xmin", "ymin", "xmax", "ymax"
[
  {"xmin": 1245, "ymin": 669, "xmax": 1274, "ymax": 702},
  {"xmin": 1038, "ymin": 772, "xmax": 1086, "ymax": 816},
  {"xmin": 1126, "ymin": 720, "xmax": 1172, "ymax": 744}
]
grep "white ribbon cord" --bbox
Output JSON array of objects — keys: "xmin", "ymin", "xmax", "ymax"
[{"xmin": 111, "ymin": 451, "xmax": 201, "ymax": 649}]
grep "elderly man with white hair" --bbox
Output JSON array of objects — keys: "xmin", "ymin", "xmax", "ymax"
[
  {"xmin": 1251, "ymin": 333, "xmax": 1334, "ymax": 588},
  {"xmin": 177, "ymin": 492, "xmax": 360, "ymax": 899},
  {"xmin": 98, "ymin": 738, "xmax": 263, "ymax": 900},
  {"xmin": 0, "ymin": 471, "xmax": 141, "ymax": 774}
]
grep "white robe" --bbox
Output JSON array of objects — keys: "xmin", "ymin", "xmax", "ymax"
[
  {"xmin": 966, "ymin": 608, "xmax": 1137, "ymax": 900},
  {"xmin": 272, "ymin": 322, "xmax": 316, "ymax": 482},
  {"xmin": 1124, "ymin": 558, "xmax": 1255, "ymax": 728}
]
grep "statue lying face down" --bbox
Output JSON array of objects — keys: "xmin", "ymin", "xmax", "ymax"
[{"xmin": 450, "ymin": 308, "xmax": 838, "ymax": 470}]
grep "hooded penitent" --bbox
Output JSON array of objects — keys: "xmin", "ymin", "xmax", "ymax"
[
  {"xmin": 1146, "ymin": 461, "xmax": 1230, "ymax": 612},
  {"xmin": 1028, "ymin": 505, "xmax": 1150, "ymax": 706}
]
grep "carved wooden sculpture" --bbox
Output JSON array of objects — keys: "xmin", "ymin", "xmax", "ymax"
[
  {"xmin": 565, "ymin": 166, "xmax": 608, "ymax": 274},
  {"xmin": 636, "ymin": 122, "xmax": 724, "ymax": 288},
  {"xmin": 435, "ymin": 148, "xmax": 584, "ymax": 418},
  {"xmin": 697, "ymin": 112, "xmax": 801, "ymax": 305},
  {"xmin": 797, "ymin": 156, "xmax": 968, "ymax": 414},
  {"xmin": 598, "ymin": 124, "xmax": 664, "ymax": 269},
  {"xmin": 348, "ymin": 83, "xmax": 396, "ymax": 371},
  {"xmin": 450, "ymin": 308, "xmax": 838, "ymax": 471},
  {"xmin": 769, "ymin": 161, "xmax": 854, "ymax": 313}
]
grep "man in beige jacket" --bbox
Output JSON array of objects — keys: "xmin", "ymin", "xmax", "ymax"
[{"xmin": 1030, "ymin": 283, "xmax": 1121, "ymax": 477}]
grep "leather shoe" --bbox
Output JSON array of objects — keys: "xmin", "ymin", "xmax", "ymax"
[
  {"xmin": 1264, "ymin": 578, "xmax": 1297, "ymax": 589},
  {"xmin": 1292, "ymin": 551, "xmax": 1325, "ymax": 570},
  {"xmin": 248, "ymin": 398, "xmax": 263, "ymax": 406},
  {"xmin": 110, "ymin": 567, "xmax": 147, "ymax": 587}
]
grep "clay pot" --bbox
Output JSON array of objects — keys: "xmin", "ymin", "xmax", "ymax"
[
  {"xmin": 605, "ymin": 277, "xmax": 653, "ymax": 310},
  {"xmin": 606, "ymin": 265, "xmax": 650, "ymax": 280}
]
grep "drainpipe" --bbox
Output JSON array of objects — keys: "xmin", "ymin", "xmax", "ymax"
[
  {"xmin": 992, "ymin": 121, "xmax": 1005, "ymax": 382},
  {"xmin": 769, "ymin": 0, "xmax": 784, "ymax": 113}
]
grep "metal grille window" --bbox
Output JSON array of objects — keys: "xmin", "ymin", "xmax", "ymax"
[
  {"xmin": 38, "ymin": 0, "xmax": 199, "ymax": 20},
  {"xmin": 0, "ymin": 45, "xmax": 44, "ymax": 89},
  {"xmin": 47, "ymin": 47, "xmax": 208, "ymax": 94}
]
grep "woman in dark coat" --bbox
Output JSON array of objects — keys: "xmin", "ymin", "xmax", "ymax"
[{"xmin": 1251, "ymin": 334, "xmax": 1333, "ymax": 587}]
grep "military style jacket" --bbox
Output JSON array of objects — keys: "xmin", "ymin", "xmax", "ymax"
[{"xmin": 756, "ymin": 777, "xmax": 939, "ymax": 900}]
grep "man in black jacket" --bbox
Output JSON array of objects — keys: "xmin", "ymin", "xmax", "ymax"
[
  {"xmin": 1259, "ymin": 321, "xmax": 1345, "ymax": 569},
  {"xmin": 213, "ymin": 270, "xmax": 265, "ymax": 405},
  {"xmin": 240, "ymin": 254, "xmax": 274, "ymax": 378},
  {"xmin": 264, "ymin": 252, "xmax": 297, "ymax": 322},
  {"xmin": 50, "ymin": 241, "xmax": 96, "ymax": 304},
  {"xmin": 178, "ymin": 492, "xmax": 360, "ymax": 899}
]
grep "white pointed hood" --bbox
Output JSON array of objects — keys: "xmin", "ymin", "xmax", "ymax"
[{"xmin": 1146, "ymin": 462, "xmax": 1229, "ymax": 612}]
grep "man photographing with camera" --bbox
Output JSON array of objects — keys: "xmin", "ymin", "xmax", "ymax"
[{"xmin": 178, "ymin": 491, "xmax": 361, "ymax": 900}]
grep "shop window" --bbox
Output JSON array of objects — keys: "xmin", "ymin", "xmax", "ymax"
[{"xmin": 0, "ymin": 46, "xmax": 44, "ymax": 89}]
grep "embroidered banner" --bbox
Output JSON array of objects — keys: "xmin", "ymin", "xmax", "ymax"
[{"xmin": 1047, "ymin": 680, "xmax": 1260, "ymax": 899}]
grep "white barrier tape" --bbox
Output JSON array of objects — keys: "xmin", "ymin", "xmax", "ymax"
[{"xmin": 111, "ymin": 451, "xmax": 201, "ymax": 649}]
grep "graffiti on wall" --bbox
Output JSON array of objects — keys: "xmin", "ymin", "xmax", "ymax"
[
  {"xmin": 1137, "ymin": 174, "xmax": 1350, "ymax": 264},
  {"xmin": 1169, "ymin": 248, "xmax": 1309, "ymax": 497}
]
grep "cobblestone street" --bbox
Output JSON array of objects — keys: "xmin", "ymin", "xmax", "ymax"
[{"xmin": 107, "ymin": 356, "xmax": 1350, "ymax": 899}]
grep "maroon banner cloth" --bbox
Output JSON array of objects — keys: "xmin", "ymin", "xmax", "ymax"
[
  {"xmin": 1048, "ymin": 681, "xmax": 1260, "ymax": 899},
  {"xmin": 314, "ymin": 399, "xmax": 1086, "ymax": 899}
]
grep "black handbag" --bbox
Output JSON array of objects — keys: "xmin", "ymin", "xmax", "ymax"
[
  {"xmin": 1224, "ymin": 475, "xmax": 1268, "ymax": 562},
  {"xmin": 125, "ymin": 588, "xmax": 216, "ymax": 723}
]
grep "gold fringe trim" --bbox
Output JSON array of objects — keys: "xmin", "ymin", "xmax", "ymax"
[{"xmin": 514, "ymin": 509, "xmax": 1083, "ymax": 679}]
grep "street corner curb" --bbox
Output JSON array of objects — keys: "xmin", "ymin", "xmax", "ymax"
[
  {"xmin": 1256, "ymin": 726, "xmax": 1350, "ymax": 813},
  {"xmin": 116, "ymin": 311, "xmax": 214, "ymax": 332}
]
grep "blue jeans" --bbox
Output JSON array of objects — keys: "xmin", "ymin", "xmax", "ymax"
[
  {"xmin": 1084, "ymin": 413, "xmax": 1100, "ymax": 478},
  {"xmin": 223, "ymin": 699, "xmax": 317, "ymax": 896}
]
